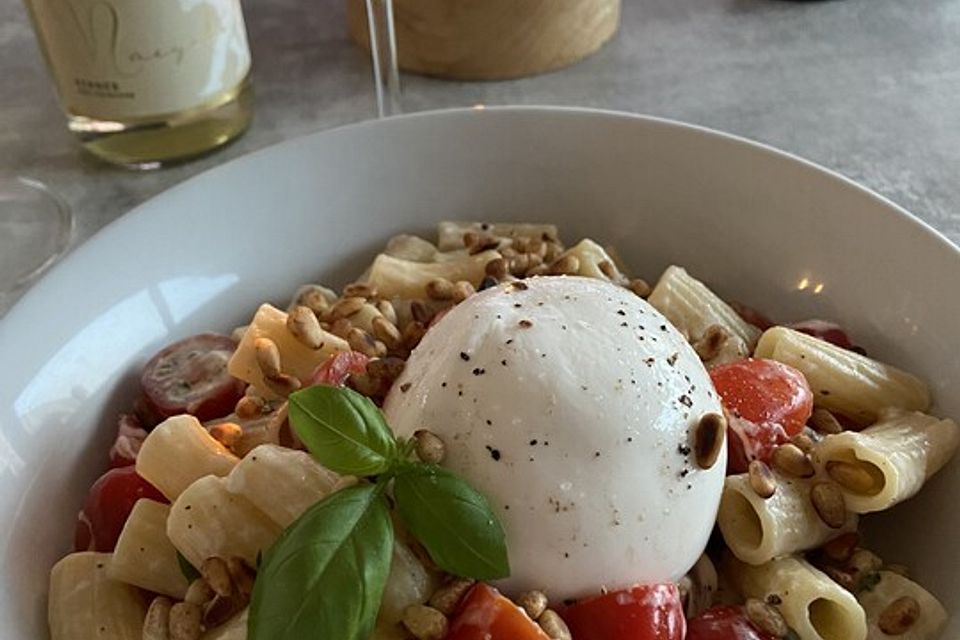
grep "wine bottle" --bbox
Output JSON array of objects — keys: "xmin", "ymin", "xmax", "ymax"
[{"xmin": 24, "ymin": 0, "xmax": 254, "ymax": 169}]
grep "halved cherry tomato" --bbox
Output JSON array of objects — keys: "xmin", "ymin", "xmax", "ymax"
[
  {"xmin": 709, "ymin": 359, "xmax": 813, "ymax": 474},
  {"xmin": 108, "ymin": 414, "xmax": 148, "ymax": 468},
  {"xmin": 308, "ymin": 351, "xmax": 370, "ymax": 386},
  {"xmin": 446, "ymin": 583, "xmax": 550, "ymax": 640},
  {"xmin": 686, "ymin": 606, "xmax": 777, "ymax": 640},
  {"xmin": 561, "ymin": 583, "xmax": 685, "ymax": 640},
  {"xmin": 140, "ymin": 334, "xmax": 245, "ymax": 423},
  {"xmin": 731, "ymin": 302, "xmax": 775, "ymax": 331},
  {"xmin": 786, "ymin": 320, "xmax": 860, "ymax": 352},
  {"xmin": 73, "ymin": 466, "xmax": 167, "ymax": 552}
]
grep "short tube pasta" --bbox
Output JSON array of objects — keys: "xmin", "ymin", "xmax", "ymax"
[
  {"xmin": 753, "ymin": 327, "xmax": 930, "ymax": 423},
  {"xmin": 49, "ymin": 552, "xmax": 146, "ymax": 640},
  {"xmin": 858, "ymin": 571, "xmax": 947, "ymax": 640},
  {"xmin": 813, "ymin": 409, "xmax": 960, "ymax": 513},
  {"xmin": 724, "ymin": 554, "xmax": 867, "ymax": 640},
  {"xmin": 647, "ymin": 266, "xmax": 761, "ymax": 364},
  {"xmin": 365, "ymin": 250, "xmax": 501, "ymax": 299},
  {"xmin": 136, "ymin": 414, "xmax": 239, "ymax": 500},
  {"xmin": 436, "ymin": 221, "xmax": 559, "ymax": 251},
  {"xmin": 107, "ymin": 499, "xmax": 188, "ymax": 599},
  {"xmin": 717, "ymin": 473, "xmax": 858, "ymax": 565}
]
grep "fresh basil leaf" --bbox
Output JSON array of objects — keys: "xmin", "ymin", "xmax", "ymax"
[
  {"xmin": 176, "ymin": 551, "xmax": 201, "ymax": 582},
  {"xmin": 394, "ymin": 465, "xmax": 510, "ymax": 580},
  {"xmin": 248, "ymin": 483, "xmax": 394, "ymax": 640},
  {"xmin": 289, "ymin": 385, "xmax": 398, "ymax": 476}
]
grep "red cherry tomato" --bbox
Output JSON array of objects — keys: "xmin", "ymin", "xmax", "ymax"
[
  {"xmin": 731, "ymin": 302, "xmax": 775, "ymax": 331},
  {"xmin": 561, "ymin": 584, "xmax": 686, "ymax": 640},
  {"xmin": 786, "ymin": 320, "xmax": 860, "ymax": 352},
  {"xmin": 140, "ymin": 334, "xmax": 245, "ymax": 423},
  {"xmin": 74, "ymin": 466, "xmax": 167, "ymax": 552},
  {"xmin": 687, "ymin": 606, "xmax": 777, "ymax": 640},
  {"xmin": 308, "ymin": 351, "xmax": 370, "ymax": 386},
  {"xmin": 446, "ymin": 583, "xmax": 550, "ymax": 640},
  {"xmin": 709, "ymin": 359, "xmax": 813, "ymax": 474}
]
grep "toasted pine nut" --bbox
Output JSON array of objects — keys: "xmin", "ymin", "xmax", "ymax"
[
  {"xmin": 771, "ymin": 443, "xmax": 815, "ymax": 478},
  {"xmin": 402, "ymin": 604, "xmax": 448, "ymax": 640},
  {"xmin": 201, "ymin": 557, "xmax": 234, "ymax": 597},
  {"xmin": 544, "ymin": 242, "xmax": 564, "ymax": 262},
  {"xmin": 548, "ymin": 254, "xmax": 580, "ymax": 276},
  {"xmin": 184, "ymin": 578, "xmax": 215, "ymax": 606},
  {"xmin": 295, "ymin": 285, "xmax": 331, "ymax": 315},
  {"xmin": 287, "ymin": 305, "xmax": 326, "ymax": 349},
  {"xmin": 429, "ymin": 578, "xmax": 475, "ymax": 616},
  {"xmin": 209, "ymin": 422, "xmax": 242, "ymax": 449},
  {"xmin": 254, "ymin": 338, "xmax": 281, "ymax": 378},
  {"xmin": 810, "ymin": 408, "xmax": 844, "ymax": 435},
  {"xmin": 375, "ymin": 299, "xmax": 398, "ymax": 326},
  {"xmin": 748, "ymin": 460, "xmax": 777, "ymax": 499},
  {"xmin": 878, "ymin": 596, "xmax": 920, "ymax": 635},
  {"xmin": 598, "ymin": 259, "xmax": 618, "ymax": 279},
  {"xmin": 452, "ymin": 280, "xmax": 475, "ymax": 302},
  {"xmin": 330, "ymin": 317, "xmax": 353, "ymax": 339},
  {"xmin": 744, "ymin": 598, "xmax": 789, "ymax": 637},
  {"xmin": 694, "ymin": 325, "xmax": 729, "ymax": 361},
  {"xmin": 822, "ymin": 532, "xmax": 859, "ymax": 563},
  {"xmin": 628, "ymin": 278, "xmax": 652, "ymax": 297},
  {"xmin": 811, "ymin": 482, "xmax": 847, "ymax": 529},
  {"xmin": 426, "ymin": 278, "xmax": 455, "ymax": 301},
  {"xmin": 203, "ymin": 594, "xmax": 243, "ymax": 628},
  {"xmin": 538, "ymin": 609, "xmax": 572, "ymax": 640},
  {"xmin": 824, "ymin": 565, "xmax": 856, "ymax": 591},
  {"xmin": 347, "ymin": 328, "xmax": 386, "ymax": 358},
  {"xmin": 790, "ymin": 432, "xmax": 816, "ymax": 454},
  {"xmin": 367, "ymin": 356, "xmax": 406, "ymax": 381},
  {"xmin": 517, "ymin": 590, "xmax": 549, "ymax": 620},
  {"xmin": 168, "ymin": 602, "xmax": 203, "ymax": 640},
  {"xmin": 226, "ymin": 556, "xmax": 256, "ymax": 597},
  {"xmin": 411, "ymin": 300, "xmax": 433, "ymax": 325},
  {"xmin": 263, "ymin": 373, "xmax": 301, "ymax": 397},
  {"xmin": 143, "ymin": 596, "xmax": 173, "ymax": 640},
  {"xmin": 235, "ymin": 395, "xmax": 265, "ymax": 419},
  {"xmin": 403, "ymin": 321, "xmax": 428, "ymax": 350},
  {"xmin": 826, "ymin": 461, "xmax": 876, "ymax": 494},
  {"xmin": 330, "ymin": 296, "xmax": 366, "ymax": 320},
  {"xmin": 463, "ymin": 232, "xmax": 500, "ymax": 255},
  {"xmin": 414, "ymin": 429, "xmax": 446, "ymax": 464},
  {"xmin": 371, "ymin": 316, "xmax": 402, "ymax": 350},
  {"xmin": 348, "ymin": 372, "xmax": 382, "ymax": 397},
  {"xmin": 485, "ymin": 257, "xmax": 509, "ymax": 280},
  {"xmin": 343, "ymin": 282, "xmax": 378, "ymax": 299},
  {"xmin": 694, "ymin": 412, "xmax": 726, "ymax": 469}
]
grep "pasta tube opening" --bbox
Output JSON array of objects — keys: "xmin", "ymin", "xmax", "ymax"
[
  {"xmin": 809, "ymin": 597, "xmax": 863, "ymax": 640},
  {"xmin": 823, "ymin": 449, "xmax": 886, "ymax": 498},
  {"xmin": 722, "ymin": 491, "xmax": 764, "ymax": 550}
]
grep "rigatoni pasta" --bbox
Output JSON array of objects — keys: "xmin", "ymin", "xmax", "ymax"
[
  {"xmin": 718, "ymin": 472, "xmax": 858, "ymax": 565},
  {"xmin": 813, "ymin": 409, "xmax": 960, "ymax": 513},
  {"xmin": 364, "ymin": 250, "xmax": 501, "ymax": 299},
  {"xmin": 107, "ymin": 500, "xmax": 188, "ymax": 599},
  {"xmin": 754, "ymin": 326, "xmax": 930, "ymax": 423},
  {"xmin": 724, "ymin": 554, "xmax": 868, "ymax": 640},
  {"xmin": 859, "ymin": 571, "xmax": 948, "ymax": 640}
]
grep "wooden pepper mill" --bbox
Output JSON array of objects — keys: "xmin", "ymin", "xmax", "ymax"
[{"xmin": 346, "ymin": 0, "xmax": 621, "ymax": 80}]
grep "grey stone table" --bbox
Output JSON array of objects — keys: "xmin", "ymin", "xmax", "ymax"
[{"xmin": 2, "ymin": 0, "xmax": 959, "ymax": 313}]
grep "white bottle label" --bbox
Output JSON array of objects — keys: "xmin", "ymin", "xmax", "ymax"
[{"xmin": 29, "ymin": 0, "xmax": 251, "ymax": 120}]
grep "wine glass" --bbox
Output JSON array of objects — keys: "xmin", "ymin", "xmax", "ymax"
[
  {"xmin": 364, "ymin": 0, "xmax": 401, "ymax": 118},
  {"xmin": 0, "ymin": 176, "xmax": 73, "ymax": 314}
]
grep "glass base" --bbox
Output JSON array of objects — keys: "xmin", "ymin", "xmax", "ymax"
[{"xmin": 0, "ymin": 176, "xmax": 73, "ymax": 309}]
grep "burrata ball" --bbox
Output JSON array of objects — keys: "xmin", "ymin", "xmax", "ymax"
[{"xmin": 383, "ymin": 276, "xmax": 725, "ymax": 600}]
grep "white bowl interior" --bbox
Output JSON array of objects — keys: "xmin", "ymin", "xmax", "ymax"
[{"xmin": 2, "ymin": 107, "xmax": 957, "ymax": 637}]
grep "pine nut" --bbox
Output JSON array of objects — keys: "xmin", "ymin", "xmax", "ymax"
[
  {"xmin": 790, "ymin": 432, "xmax": 817, "ymax": 454},
  {"xmin": 343, "ymin": 282, "xmax": 378, "ymax": 299},
  {"xmin": 426, "ymin": 278, "xmax": 455, "ymax": 301},
  {"xmin": 517, "ymin": 590, "xmax": 549, "ymax": 620},
  {"xmin": 811, "ymin": 482, "xmax": 847, "ymax": 528},
  {"xmin": 254, "ymin": 338, "xmax": 282, "ymax": 379},
  {"xmin": 143, "ymin": 596, "xmax": 173, "ymax": 640},
  {"xmin": 295, "ymin": 285, "xmax": 331, "ymax": 315},
  {"xmin": 822, "ymin": 532, "xmax": 859, "ymax": 563},
  {"xmin": 628, "ymin": 278, "xmax": 651, "ymax": 298},
  {"xmin": 824, "ymin": 566, "xmax": 856, "ymax": 591},
  {"xmin": 548, "ymin": 254, "xmax": 580, "ymax": 276},
  {"xmin": 263, "ymin": 373, "xmax": 301, "ymax": 397},
  {"xmin": 810, "ymin": 408, "xmax": 843, "ymax": 435},
  {"xmin": 414, "ymin": 429, "xmax": 446, "ymax": 464},
  {"xmin": 694, "ymin": 412, "xmax": 726, "ymax": 469},
  {"xmin": 485, "ymin": 257, "xmax": 509, "ymax": 280},
  {"xmin": 411, "ymin": 300, "xmax": 433, "ymax": 325},
  {"xmin": 509, "ymin": 253, "xmax": 542, "ymax": 276},
  {"xmin": 347, "ymin": 372, "xmax": 382, "ymax": 398},
  {"xmin": 878, "ymin": 596, "xmax": 920, "ymax": 635},
  {"xmin": 168, "ymin": 602, "xmax": 203, "ymax": 640},
  {"xmin": 694, "ymin": 325, "xmax": 729, "ymax": 361},
  {"xmin": 235, "ymin": 395, "xmax": 265, "ymax": 419},
  {"xmin": 201, "ymin": 557, "xmax": 234, "ymax": 597},
  {"xmin": 452, "ymin": 280, "xmax": 475, "ymax": 302},
  {"xmin": 184, "ymin": 578, "xmax": 215, "ymax": 606},
  {"xmin": 402, "ymin": 604, "xmax": 448, "ymax": 640},
  {"xmin": 330, "ymin": 317, "xmax": 353, "ymax": 339},
  {"xmin": 347, "ymin": 328, "xmax": 386, "ymax": 357},
  {"xmin": 367, "ymin": 356, "xmax": 405, "ymax": 381},
  {"xmin": 748, "ymin": 460, "xmax": 777, "ymax": 499},
  {"xmin": 203, "ymin": 594, "xmax": 243, "ymax": 628},
  {"xmin": 371, "ymin": 316, "xmax": 402, "ymax": 350},
  {"xmin": 429, "ymin": 578, "xmax": 475, "ymax": 616},
  {"xmin": 544, "ymin": 242, "xmax": 563, "ymax": 262},
  {"xmin": 598, "ymin": 259, "xmax": 617, "ymax": 279},
  {"xmin": 376, "ymin": 299, "xmax": 398, "ymax": 326},
  {"xmin": 826, "ymin": 461, "xmax": 876, "ymax": 494},
  {"xmin": 771, "ymin": 443, "xmax": 815, "ymax": 478},
  {"xmin": 463, "ymin": 231, "xmax": 500, "ymax": 254},
  {"xmin": 330, "ymin": 296, "xmax": 366, "ymax": 320},
  {"xmin": 287, "ymin": 305, "xmax": 326, "ymax": 349},
  {"xmin": 538, "ymin": 609, "xmax": 572, "ymax": 640},
  {"xmin": 209, "ymin": 422, "xmax": 242, "ymax": 449},
  {"xmin": 226, "ymin": 556, "xmax": 256, "ymax": 597},
  {"xmin": 744, "ymin": 598, "xmax": 789, "ymax": 637},
  {"xmin": 402, "ymin": 321, "xmax": 427, "ymax": 350},
  {"xmin": 848, "ymin": 549, "xmax": 883, "ymax": 576}
]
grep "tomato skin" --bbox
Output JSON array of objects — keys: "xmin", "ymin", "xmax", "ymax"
[
  {"xmin": 141, "ymin": 334, "xmax": 245, "ymax": 423},
  {"xmin": 686, "ymin": 606, "xmax": 777, "ymax": 640},
  {"xmin": 731, "ymin": 302, "xmax": 775, "ymax": 331},
  {"xmin": 308, "ymin": 351, "xmax": 370, "ymax": 386},
  {"xmin": 561, "ymin": 584, "xmax": 686, "ymax": 640},
  {"xmin": 446, "ymin": 583, "xmax": 550, "ymax": 640},
  {"xmin": 709, "ymin": 359, "xmax": 813, "ymax": 474},
  {"xmin": 74, "ymin": 466, "xmax": 168, "ymax": 552}
]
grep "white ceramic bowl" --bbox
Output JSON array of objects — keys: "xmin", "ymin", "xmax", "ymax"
[{"xmin": 2, "ymin": 107, "xmax": 958, "ymax": 638}]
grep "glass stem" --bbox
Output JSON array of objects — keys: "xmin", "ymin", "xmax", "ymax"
[{"xmin": 365, "ymin": 0, "xmax": 402, "ymax": 118}]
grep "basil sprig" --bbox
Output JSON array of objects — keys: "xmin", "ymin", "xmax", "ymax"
[{"xmin": 249, "ymin": 385, "xmax": 510, "ymax": 640}]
